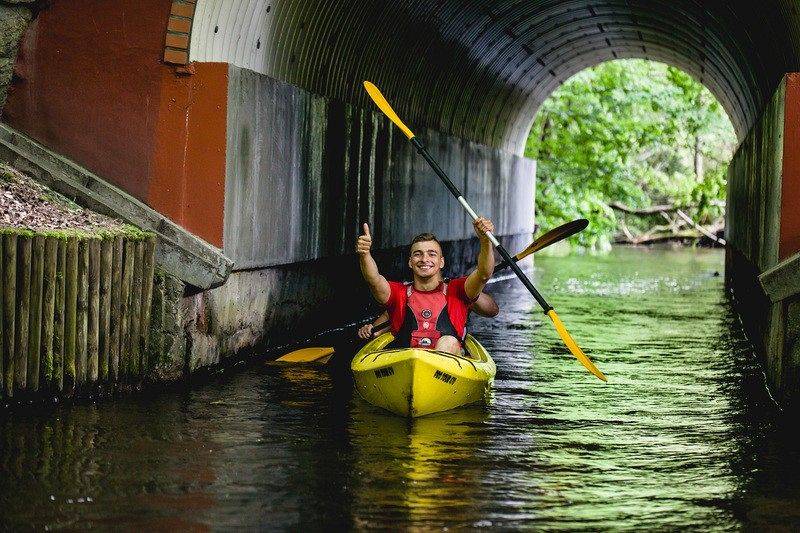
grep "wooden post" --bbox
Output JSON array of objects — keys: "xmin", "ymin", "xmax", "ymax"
[
  {"xmin": 64, "ymin": 238, "xmax": 78, "ymax": 392},
  {"xmin": 88, "ymin": 238, "xmax": 100, "ymax": 383},
  {"xmin": 130, "ymin": 240, "xmax": 144, "ymax": 376},
  {"xmin": 41, "ymin": 238, "xmax": 58, "ymax": 392},
  {"xmin": 2, "ymin": 235, "xmax": 17, "ymax": 397},
  {"xmin": 53, "ymin": 240, "xmax": 66, "ymax": 392},
  {"xmin": 99, "ymin": 238, "xmax": 112, "ymax": 382},
  {"xmin": 28, "ymin": 236, "xmax": 45, "ymax": 392},
  {"xmin": 76, "ymin": 239, "xmax": 89, "ymax": 386},
  {"xmin": 140, "ymin": 236, "xmax": 157, "ymax": 373},
  {"xmin": 15, "ymin": 236, "xmax": 31, "ymax": 392},
  {"xmin": 110, "ymin": 236, "xmax": 123, "ymax": 380},
  {"xmin": 119, "ymin": 240, "xmax": 135, "ymax": 378}
]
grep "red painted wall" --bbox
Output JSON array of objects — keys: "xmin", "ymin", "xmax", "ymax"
[
  {"xmin": 3, "ymin": 0, "xmax": 226, "ymax": 247},
  {"xmin": 780, "ymin": 73, "xmax": 800, "ymax": 260},
  {"xmin": 150, "ymin": 62, "xmax": 227, "ymax": 245}
]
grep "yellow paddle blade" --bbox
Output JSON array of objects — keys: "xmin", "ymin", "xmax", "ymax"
[
  {"xmin": 547, "ymin": 310, "xmax": 607, "ymax": 382},
  {"xmin": 363, "ymin": 81, "xmax": 416, "ymax": 140},
  {"xmin": 275, "ymin": 347, "xmax": 335, "ymax": 363}
]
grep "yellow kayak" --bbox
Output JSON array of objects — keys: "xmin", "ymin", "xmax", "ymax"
[{"xmin": 351, "ymin": 333, "xmax": 496, "ymax": 417}]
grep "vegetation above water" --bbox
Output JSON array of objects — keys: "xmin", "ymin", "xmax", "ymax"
[
  {"xmin": 0, "ymin": 163, "xmax": 144, "ymax": 239},
  {"xmin": 526, "ymin": 59, "xmax": 737, "ymax": 250}
]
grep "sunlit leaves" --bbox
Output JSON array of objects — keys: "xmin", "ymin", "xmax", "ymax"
[{"xmin": 526, "ymin": 60, "xmax": 736, "ymax": 250}]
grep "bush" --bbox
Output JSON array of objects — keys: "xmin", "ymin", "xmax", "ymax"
[{"xmin": 526, "ymin": 60, "xmax": 736, "ymax": 250}]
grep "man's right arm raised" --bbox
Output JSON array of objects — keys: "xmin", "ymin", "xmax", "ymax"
[{"xmin": 357, "ymin": 223, "xmax": 391, "ymax": 304}]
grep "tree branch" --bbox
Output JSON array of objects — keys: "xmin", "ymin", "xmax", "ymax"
[
  {"xmin": 610, "ymin": 201, "xmax": 675, "ymax": 215},
  {"xmin": 675, "ymin": 209, "xmax": 726, "ymax": 245},
  {"xmin": 612, "ymin": 202, "xmax": 725, "ymax": 245}
]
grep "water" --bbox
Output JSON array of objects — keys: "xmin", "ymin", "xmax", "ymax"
[{"xmin": 2, "ymin": 247, "xmax": 799, "ymax": 530}]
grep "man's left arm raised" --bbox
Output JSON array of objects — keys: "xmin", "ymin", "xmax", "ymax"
[{"xmin": 464, "ymin": 217, "xmax": 495, "ymax": 300}]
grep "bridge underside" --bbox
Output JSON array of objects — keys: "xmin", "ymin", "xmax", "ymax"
[
  {"xmin": 187, "ymin": 0, "xmax": 800, "ymax": 154},
  {"xmin": 1, "ymin": 0, "xmax": 800, "ymax": 405}
]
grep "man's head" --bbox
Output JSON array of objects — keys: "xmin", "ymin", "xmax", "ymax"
[{"xmin": 408, "ymin": 232, "xmax": 444, "ymax": 281}]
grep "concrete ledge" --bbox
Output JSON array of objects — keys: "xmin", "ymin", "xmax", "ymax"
[
  {"xmin": 759, "ymin": 251, "xmax": 800, "ymax": 303},
  {"xmin": 0, "ymin": 123, "xmax": 233, "ymax": 289}
]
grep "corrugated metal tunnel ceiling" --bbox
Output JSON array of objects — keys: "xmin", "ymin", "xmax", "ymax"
[{"xmin": 192, "ymin": 0, "xmax": 800, "ymax": 155}]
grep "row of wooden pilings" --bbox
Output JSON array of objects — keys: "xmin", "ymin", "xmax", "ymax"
[{"xmin": 0, "ymin": 230, "xmax": 156, "ymax": 400}]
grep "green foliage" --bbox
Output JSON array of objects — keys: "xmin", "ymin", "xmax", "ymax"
[{"xmin": 526, "ymin": 60, "xmax": 736, "ymax": 250}]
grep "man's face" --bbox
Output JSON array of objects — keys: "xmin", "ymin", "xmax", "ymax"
[{"xmin": 408, "ymin": 240, "xmax": 444, "ymax": 280}]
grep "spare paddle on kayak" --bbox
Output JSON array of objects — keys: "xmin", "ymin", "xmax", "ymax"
[
  {"xmin": 363, "ymin": 81, "xmax": 607, "ymax": 382},
  {"xmin": 274, "ymin": 220, "xmax": 584, "ymax": 363},
  {"xmin": 274, "ymin": 347, "xmax": 336, "ymax": 364},
  {"xmin": 275, "ymin": 321, "xmax": 389, "ymax": 363}
]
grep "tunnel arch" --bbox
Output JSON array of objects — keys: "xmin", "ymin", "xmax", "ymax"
[{"xmin": 185, "ymin": 0, "xmax": 800, "ymax": 155}]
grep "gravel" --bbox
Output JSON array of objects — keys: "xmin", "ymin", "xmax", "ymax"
[{"xmin": 0, "ymin": 163, "xmax": 126, "ymax": 233}]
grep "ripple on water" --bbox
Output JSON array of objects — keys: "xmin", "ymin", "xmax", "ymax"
[{"xmin": 0, "ymin": 247, "xmax": 798, "ymax": 530}]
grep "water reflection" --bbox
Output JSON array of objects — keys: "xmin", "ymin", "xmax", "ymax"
[
  {"xmin": 349, "ymin": 406, "xmax": 492, "ymax": 529},
  {"xmin": 1, "ymin": 247, "xmax": 799, "ymax": 529}
]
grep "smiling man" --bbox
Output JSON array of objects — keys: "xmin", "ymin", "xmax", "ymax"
[{"xmin": 356, "ymin": 219, "xmax": 495, "ymax": 354}]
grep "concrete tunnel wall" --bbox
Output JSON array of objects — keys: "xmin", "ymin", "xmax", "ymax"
[
  {"xmin": 225, "ymin": 66, "xmax": 535, "ymax": 269},
  {"xmin": 726, "ymin": 74, "xmax": 800, "ymax": 407}
]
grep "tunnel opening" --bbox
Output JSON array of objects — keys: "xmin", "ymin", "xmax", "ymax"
[{"xmin": 524, "ymin": 59, "xmax": 736, "ymax": 251}]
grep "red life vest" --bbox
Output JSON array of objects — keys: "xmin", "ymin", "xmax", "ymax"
[{"xmin": 385, "ymin": 278, "xmax": 473, "ymax": 348}]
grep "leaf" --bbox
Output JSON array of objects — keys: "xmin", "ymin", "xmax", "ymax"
[{"xmin": 526, "ymin": 59, "xmax": 736, "ymax": 250}]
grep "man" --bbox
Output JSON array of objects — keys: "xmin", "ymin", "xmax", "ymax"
[{"xmin": 356, "ymin": 218, "xmax": 495, "ymax": 354}]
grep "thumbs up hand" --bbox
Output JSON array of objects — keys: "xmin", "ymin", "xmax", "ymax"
[{"xmin": 356, "ymin": 223, "xmax": 373, "ymax": 256}]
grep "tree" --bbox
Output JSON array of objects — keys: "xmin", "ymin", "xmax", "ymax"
[{"xmin": 526, "ymin": 60, "xmax": 736, "ymax": 250}]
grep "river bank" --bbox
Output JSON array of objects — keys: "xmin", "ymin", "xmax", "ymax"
[
  {"xmin": 1, "ymin": 163, "xmax": 160, "ymax": 403},
  {"xmin": 0, "ymin": 163, "xmax": 133, "ymax": 235}
]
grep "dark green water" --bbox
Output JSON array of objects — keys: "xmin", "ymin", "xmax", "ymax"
[{"xmin": 2, "ymin": 247, "xmax": 799, "ymax": 530}]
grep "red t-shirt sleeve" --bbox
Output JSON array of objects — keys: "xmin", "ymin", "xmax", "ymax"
[
  {"xmin": 385, "ymin": 281, "xmax": 405, "ymax": 308},
  {"xmin": 384, "ymin": 281, "xmax": 407, "ymax": 333},
  {"xmin": 386, "ymin": 281, "xmax": 406, "ymax": 326},
  {"xmin": 445, "ymin": 276, "xmax": 474, "ymax": 339},
  {"xmin": 448, "ymin": 276, "xmax": 478, "ymax": 304}
]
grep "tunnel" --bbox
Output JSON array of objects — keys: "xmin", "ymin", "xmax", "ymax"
[
  {"xmin": 186, "ymin": 0, "xmax": 800, "ymax": 151},
  {"xmin": 1, "ymin": 0, "xmax": 800, "ymax": 405}
]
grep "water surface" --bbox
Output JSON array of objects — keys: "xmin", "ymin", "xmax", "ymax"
[{"xmin": 2, "ymin": 247, "xmax": 799, "ymax": 530}]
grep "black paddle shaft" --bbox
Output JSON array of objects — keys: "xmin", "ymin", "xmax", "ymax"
[
  {"xmin": 494, "ymin": 257, "xmax": 516, "ymax": 272},
  {"xmin": 410, "ymin": 138, "xmax": 554, "ymax": 314}
]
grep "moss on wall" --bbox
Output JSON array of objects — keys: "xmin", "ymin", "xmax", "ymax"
[{"xmin": 0, "ymin": 2, "xmax": 35, "ymax": 116}]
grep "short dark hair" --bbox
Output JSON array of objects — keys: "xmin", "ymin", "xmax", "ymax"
[{"xmin": 409, "ymin": 232, "xmax": 442, "ymax": 250}]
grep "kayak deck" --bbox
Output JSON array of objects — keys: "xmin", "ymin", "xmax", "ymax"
[{"xmin": 351, "ymin": 333, "xmax": 496, "ymax": 417}]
